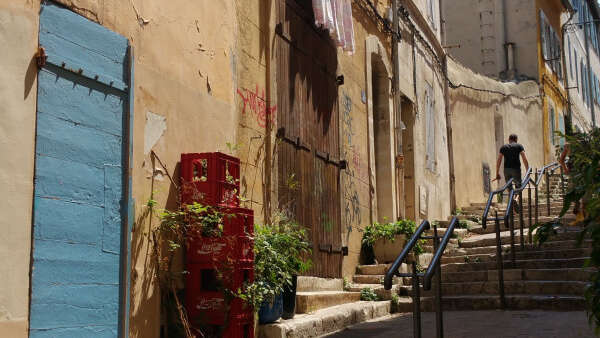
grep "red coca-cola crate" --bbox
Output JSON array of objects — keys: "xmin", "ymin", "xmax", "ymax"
[
  {"xmin": 186, "ymin": 235, "xmax": 254, "ymax": 265},
  {"xmin": 186, "ymin": 262, "xmax": 254, "ymax": 295},
  {"xmin": 185, "ymin": 291, "xmax": 253, "ymax": 326},
  {"xmin": 181, "ymin": 153, "xmax": 240, "ymax": 207},
  {"xmin": 221, "ymin": 207, "xmax": 254, "ymax": 236}
]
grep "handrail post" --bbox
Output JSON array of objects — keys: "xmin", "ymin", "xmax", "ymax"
[
  {"xmin": 433, "ymin": 224, "xmax": 443, "ymax": 338},
  {"xmin": 412, "ymin": 261, "xmax": 422, "ymax": 338},
  {"xmin": 528, "ymin": 182, "xmax": 533, "ymax": 244},
  {"xmin": 546, "ymin": 170, "xmax": 551, "ymax": 216},
  {"xmin": 495, "ymin": 211, "xmax": 506, "ymax": 309},
  {"xmin": 535, "ymin": 170, "xmax": 539, "ymax": 230},
  {"xmin": 518, "ymin": 190, "xmax": 524, "ymax": 250},
  {"xmin": 560, "ymin": 166, "xmax": 565, "ymax": 198},
  {"xmin": 509, "ymin": 195, "xmax": 516, "ymax": 267}
]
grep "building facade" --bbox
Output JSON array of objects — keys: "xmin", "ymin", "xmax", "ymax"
[{"xmin": 564, "ymin": 0, "xmax": 600, "ymax": 131}]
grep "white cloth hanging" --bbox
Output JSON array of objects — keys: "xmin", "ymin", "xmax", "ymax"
[{"xmin": 312, "ymin": 0, "xmax": 355, "ymax": 54}]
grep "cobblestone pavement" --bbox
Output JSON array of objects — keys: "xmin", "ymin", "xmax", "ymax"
[{"xmin": 325, "ymin": 311, "xmax": 595, "ymax": 337}]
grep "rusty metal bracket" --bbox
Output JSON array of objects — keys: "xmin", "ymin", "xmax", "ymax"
[{"xmin": 36, "ymin": 47, "xmax": 47, "ymax": 68}]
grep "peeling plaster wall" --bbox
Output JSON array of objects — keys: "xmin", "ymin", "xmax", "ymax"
[
  {"xmin": 449, "ymin": 58, "xmax": 544, "ymax": 208},
  {"xmin": 0, "ymin": 1, "xmax": 39, "ymax": 337}
]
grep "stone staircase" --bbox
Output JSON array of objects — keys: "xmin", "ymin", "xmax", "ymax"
[{"xmin": 259, "ymin": 173, "xmax": 586, "ymax": 337}]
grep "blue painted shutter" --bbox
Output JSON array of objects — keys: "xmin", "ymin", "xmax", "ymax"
[{"xmin": 30, "ymin": 3, "xmax": 129, "ymax": 337}]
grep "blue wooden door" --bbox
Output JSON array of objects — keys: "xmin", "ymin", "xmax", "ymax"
[{"xmin": 30, "ymin": 3, "xmax": 130, "ymax": 337}]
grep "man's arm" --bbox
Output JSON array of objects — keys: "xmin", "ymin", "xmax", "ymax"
[
  {"xmin": 559, "ymin": 144, "xmax": 570, "ymax": 174},
  {"xmin": 495, "ymin": 153, "xmax": 503, "ymax": 180},
  {"xmin": 520, "ymin": 151, "xmax": 529, "ymax": 171}
]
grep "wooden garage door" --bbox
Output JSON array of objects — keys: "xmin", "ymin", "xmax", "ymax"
[{"xmin": 276, "ymin": 0, "xmax": 343, "ymax": 278}]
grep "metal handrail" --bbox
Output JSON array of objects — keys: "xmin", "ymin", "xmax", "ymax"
[
  {"xmin": 383, "ymin": 217, "xmax": 458, "ymax": 338},
  {"xmin": 383, "ymin": 219, "xmax": 430, "ymax": 290}
]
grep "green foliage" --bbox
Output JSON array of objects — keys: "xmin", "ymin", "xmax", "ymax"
[
  {"xmin": 457, "ymin": 220, "xmax": 470, "ymax": 229},
  {"xmin": 533, "ymin": 128, "xmax": 600, "ymax": 333},
  {"xmin": 360, "ymin": 287, "xmax": 379, "ymax": 301},
  {"xmin": 390, "ymin": 293, "xmax": 401, "ymax": 313},
  {"xmin": 343, "ymin": 277, "xmax": 351, "ymax": 291},
  {"xmin": 362, "ymin": 219, "xmax": 424, "ymax": 255},
  {"xmin": 237, "ymin": 218, "xmax": 312, "ymax": 309},
  {"xmin": 453, "ymin": 208, "xmax": 464, "ymax": 216}
]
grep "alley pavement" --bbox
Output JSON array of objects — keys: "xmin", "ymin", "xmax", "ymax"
[{"xmin": 325, "ymin": 310, "xmax": 595, "ymax": 337}]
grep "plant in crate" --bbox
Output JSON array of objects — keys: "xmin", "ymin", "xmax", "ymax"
[{"xmin": 361, "ymin": 219, "xmax": 423, "ymax": 264}]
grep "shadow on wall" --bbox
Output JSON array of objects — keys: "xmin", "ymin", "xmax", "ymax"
[{"xmin": 130, "ymin": 152, "xmax": 181, "ymax": 337}]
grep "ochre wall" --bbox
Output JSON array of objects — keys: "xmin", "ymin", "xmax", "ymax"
[
  {"xmin": 449, "ymin": 58, "xmax": 545, "ymax": 208},
  {"xmin": 0, "ymin": 1, "xmax": 39, "ymax": 337}
]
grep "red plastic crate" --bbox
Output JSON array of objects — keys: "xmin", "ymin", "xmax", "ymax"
[
  {"xmin": 220, "ymin": 207, "xmax": 254, "ymax": 236},
  {"xmin": 181, "ymin": 153, "xmax": 240, "ymax": 207},
  {"xmin": 185, "ymin": 291, "xmax": 253, "ymax": 326},
  {"xmin": 186, "ymin": 235, "xmax": 254, "ymax": 265},
  {"xmin": 186, "ymin": 262, "xmax": 254, "ymax": 294}
]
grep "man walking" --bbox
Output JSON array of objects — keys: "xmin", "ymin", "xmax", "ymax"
[{"xmin": 496, "ymin": 133, "xmax": 529, "ymax": 189}]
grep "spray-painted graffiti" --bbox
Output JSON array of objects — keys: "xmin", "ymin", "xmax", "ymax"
[
  {"xmin": 340, "ymin": 91, "xmax": 362, "ymax": 241},
  {"xmin": 342, "ymin": 92, "xmax": 354, "ymax": 146},
  {"xmin": 237, "ymin": 85, "xmax": 277, "ymax": 128}
]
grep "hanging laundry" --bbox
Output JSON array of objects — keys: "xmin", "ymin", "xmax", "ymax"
[{"xmin": 312, "ymin": 0, "xmax": 356, "ymax": 54}]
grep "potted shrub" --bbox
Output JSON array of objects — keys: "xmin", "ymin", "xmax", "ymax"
[
  {"xmin": 238, "ymin": 218, "xmax": 311, "ymax": 324},
  {"xmin": 362, "ymin": 219, "xmax": 422, "ymax": 264}
]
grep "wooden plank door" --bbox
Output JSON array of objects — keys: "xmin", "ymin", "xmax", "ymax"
[
  {"xmin": 276, "ymin": 0, "xmax": 342, "ymax": 278},
  {"xmin": 30, "ymin": 3, "xmax": 129, "ymax": 336}
]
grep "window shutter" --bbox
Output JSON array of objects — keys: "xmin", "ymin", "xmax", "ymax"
[
  {"xmin": 540, "ymin": 11, "xmax": 548, "ymax": 61},
  {"xmin": 425, "ymin": 84, "xmax": 435, "ymax": 171}
]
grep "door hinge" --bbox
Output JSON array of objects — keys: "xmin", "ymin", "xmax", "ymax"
[{"xmin": 36, "ymin": 47, "xmax": 47, "ymax": 68}]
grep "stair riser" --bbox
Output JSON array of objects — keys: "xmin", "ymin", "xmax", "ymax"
[
  {"xmin": 438, "ymin": 297, "xmax": 585, "ymax": 311},
  {"xmin": 418, "ymin": 282, "xmax": 587, "ymax": 296},
  {"xmin": 451, "ymin": 240, "xmax": 592, "ymax": 256},
  {"xmin": 460, "ymin": 232, "xmax": 581, "ymax": 248},
  {"xmin": 295, "ymin": 292, "xmax": 361, "ymax": 314},
  {"xmin": 443, "ymin": 249, "xmax": 592, "ymax": 264}
]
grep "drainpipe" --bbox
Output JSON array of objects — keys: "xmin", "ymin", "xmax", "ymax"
[
  {"xmin": 561, "ymin": 8, "xmax": 576, "ymax": 132},
  {"xmin": 439, "ymin": 0, "xmax": 456, "ymax": 212},
  {"xmin": 392, "ymin": 0, "xmax": 404, "ymax": 220}
]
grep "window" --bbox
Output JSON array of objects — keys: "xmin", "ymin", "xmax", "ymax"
[
  {"xmin": 568, "ymin": 36, "xmax": 573, "ymax": 78},
  {"xmin": 427, "ymin": 0, "xmax": 436, "ymax": 30},
  {"xmin": 582, "ymin": 61, "xmax": 587, "ymax": 103},
  {"xmin": 540, "ymin": 10, "xmax": 562, "ymax": 79},
  {"xmin": 550, "ymin": 106, "xmax": 556, "ymax": 145},
  {"xmin": 425, "ymin": 83, "xmax": 435, "ymax": 172}
]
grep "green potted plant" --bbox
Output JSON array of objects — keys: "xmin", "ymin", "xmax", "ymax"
[{"xmin": 362, "ymin": 219, "xmax": 422, "ymax": 263}]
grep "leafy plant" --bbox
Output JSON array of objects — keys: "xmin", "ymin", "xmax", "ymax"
[
  {"xmin": 360, "ymin": 287, "xmax": 379, "ymax": 301},
  {"xmin": 531, "ymin": 127, "xmax": 600, "ymax": 333},
  {"xmin": 454, "ymin": 208, "xmax": 464, "ymax": 216},
  {"xmin": 457, "ymin": 220, "xmax": 470, "ymax": 229},
  {"xmin": 390, "ymin": 293, "xmax": 401, "ymax": 313},
  {"xmin": 237, "ymin": 217, "xmax": 312, "ymax": 309},
  {"xmin": 362, "ymin": 219, "xmax": 424, "ymax": 255}
]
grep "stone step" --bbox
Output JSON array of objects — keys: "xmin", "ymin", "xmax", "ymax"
[
  {"xmin": 442, "ymin": 257, "xmax": 588, "ymax": 273},
  {"xmin": 259, "ymin": 301, "xmax": 392, "ymax": 338},
  {"xmin": 346, "ymin": 283, "xmax": 402, "ymax": 300},
  {"xmin": 436, "ymin": 294, "xmax": 585, "ymax": 311},
  {"xmin": 295, "ymin": 291, "xmax": 361, "ymax": 314},
  {"xmin": 448, "ymin": 239, "xmax": 592, "ymax": 256},
  {"xmin": 356, "ymin": 264, "xmax": 389, "ymax": 275},
  {"xmin": 297, "ymin": 276, "xmax": 343, "ymax": 292},
  {"xmin": 352, "ymin": 274, "xmax": 384, "ymax": 284},
  {"xmin": 410, "ymin": 280, "xmax": 588, "ymax": 296},
  {"xmin": 424, "ymin": 227, "xmax": 468, "ymax": 239},
  {"xmin": 442, "ymin": 247, "xmax": 591, "ymax": 264},
  {"xmin": 459, "ymin": 229, "xmax": 580, "ymax": 248},
  {"xmin": 440, "ymin": 268, "xmax": 594, "ymax": 283}
]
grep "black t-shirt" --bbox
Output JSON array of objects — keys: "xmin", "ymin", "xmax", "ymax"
[{"xmin": 500, "ymin": 143, "xmax": 524, "ymax": 169}]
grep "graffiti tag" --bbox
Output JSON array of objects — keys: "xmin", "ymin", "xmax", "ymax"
[{"xmin": 237, "ymin": 85, "xmax": 277, "ymax": 128}]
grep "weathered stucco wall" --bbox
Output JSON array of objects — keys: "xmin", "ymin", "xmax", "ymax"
[
  {"xmin": 0, "ymin": 1, "xmax": 39, "ymax": 337},
  {"xmin": 449, "ymin": 58, "xmax": 544, "ymax": 208}
]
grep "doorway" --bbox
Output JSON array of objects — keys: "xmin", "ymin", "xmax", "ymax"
[{"xmin": 401, "ymin": 98, "xmax": 416, "ymax": 221}]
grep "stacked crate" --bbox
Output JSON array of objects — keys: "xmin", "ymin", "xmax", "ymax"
[{"xmin": 181, "ymin": 153, "xmax": 254, "ymax": 337}]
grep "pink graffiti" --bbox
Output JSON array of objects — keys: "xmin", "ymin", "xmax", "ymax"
[
  {"xmin": 351, "ymin": 147, "xmax": 361, "ymax": 177},
  {"xmin": 237, "ymin": 85, "xmax": 277, "ymax": 128}
]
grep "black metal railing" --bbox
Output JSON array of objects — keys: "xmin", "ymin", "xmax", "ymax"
[
  {"xmin": 481, "ymin": 162, "xmax": 564, "ymax": 308},
  {"xmin": 384, "ymin": 217, "xmax": 458, "ymax": 338}
]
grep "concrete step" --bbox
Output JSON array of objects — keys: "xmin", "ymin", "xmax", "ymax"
[
  {"xmin": 295, "ymin": 291, "xmax": 361, "ymax": 313},
  {"xmin": 297, "ymin": 276, "xmax": 343, "ymax": 292},
  {"xmin": 356, "ymin": 264, "xmax": 389, "ymax": 275},
  {"xmin": 447, "ymin": 239, "xmax": 592, "ymax": 256},
  {"xmin": 442, "ymin": 257, "xmax": 588, "ymax": 273},
  {"xmin": 259, "ymin": 301, "xmax": 392, "ymax": 338},
  {"xmin": 440, "ymin": 268, "xmax": 594, "ymax": 283},
  {"xmin": 424, "ymin": 227, "xmax": 468, "ymax": 239},
  {"xmin": 352, "ymin": 274, "xmax": 384, "ymax": 284}
]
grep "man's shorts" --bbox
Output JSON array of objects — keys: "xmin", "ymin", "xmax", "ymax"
[{"xmin": 504, "ymin": 167, "xmax": 522, "ymax": 189}]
